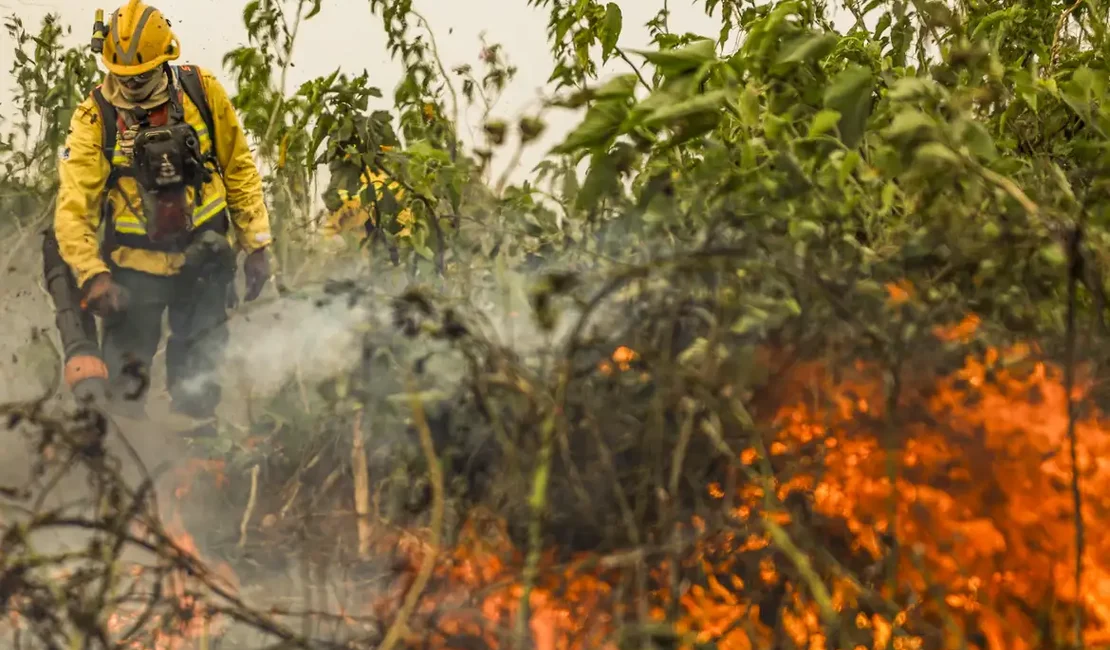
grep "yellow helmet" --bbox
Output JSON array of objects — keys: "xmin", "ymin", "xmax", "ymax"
[{"xmin": 101, "ymin": 0, "xmax": 179, "ymax": 76}]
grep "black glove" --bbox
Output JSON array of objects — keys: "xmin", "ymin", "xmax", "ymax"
[
  {"xmin": 82, "ymin": 273, "xmax": 128, "ymax": 316},
  {"xmin": 243, "ymin": 248, "xmax": 270, "ymax": 301}
]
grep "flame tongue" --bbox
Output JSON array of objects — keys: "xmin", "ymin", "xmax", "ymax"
[{"xmin": 78, "ymin": 328, "xmax": 1110, "ymax": 650}]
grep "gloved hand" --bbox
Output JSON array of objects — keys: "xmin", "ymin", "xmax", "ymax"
[
  {"xmin": 82, "ymin": 273, "xmax": 127, "ymax": 316},
  {"xmin": 243, "ymin": 248, "xmax": 270, "ymax": 302}
]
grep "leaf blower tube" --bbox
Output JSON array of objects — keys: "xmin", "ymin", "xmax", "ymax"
[{"xmin": 42, "ymin": 228, "xmax": 109, "ymax": 402}]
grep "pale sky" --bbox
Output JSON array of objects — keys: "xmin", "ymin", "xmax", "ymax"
[{"xmin": 0, "ymin": 0, "xmax": 726, "ymax": 183}]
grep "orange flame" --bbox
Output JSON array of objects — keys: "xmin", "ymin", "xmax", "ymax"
[{"xmin": 66, "ymin": 313, "xmax": 1110, "ymax": 650}]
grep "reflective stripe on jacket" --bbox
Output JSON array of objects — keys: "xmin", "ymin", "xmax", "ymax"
[
  {"xmin": 106, "ymin": 118, "xmax": 228, "ymax": 238},
  {"xmin": 55, "ymin": 66, "xmax": 271, "ymax": 288}
]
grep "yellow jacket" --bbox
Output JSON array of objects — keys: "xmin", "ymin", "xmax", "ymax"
[
  {"xmin": 55, "ymin": 66, "xmax": 270, "ymax": 288},
  {"xmin": 319, "ymin": 169, "xmax": 414, "ymax": 241}
]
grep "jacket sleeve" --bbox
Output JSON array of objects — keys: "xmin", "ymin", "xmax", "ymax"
[
  {"xmin": 199, "ymin": 67, "xmax": 271, "ymax": 253},
  {"xmin": 55, "ymin": 99, "xmax": 110, "ymax": 288}
]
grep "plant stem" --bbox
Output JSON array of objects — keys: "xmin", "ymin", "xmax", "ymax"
[
  {"xmin": 261, "ymin": 0, "xmax": 306, "ymax": 155},
  {"xmin": 1065, "ymin": 224, "xmax": 1086, "ymax": 650},
  {"xmin": 514, "ymin": 360, "xmax": 568, "ymax": 650},
  {"xmin": 377, "ymin": 378, "xmax": 445, "ymax": 650},
  {"xmin": 351, "ymin": 408, "xmax": 373, "ymax": 559}
]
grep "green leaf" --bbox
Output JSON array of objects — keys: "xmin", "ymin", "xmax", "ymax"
[
  {"xmin": 789, "ymin": 219, "xmax": 825, "ymax": 239},
  {"xmin": 764, "ymin": 113, "xmax": 787, "ymax": 140},
  {"xmin": 1062, "ymin": 66, "xmax": 1107, "ymax": 121},
  {"xmin": 628, "ymin": 89, "xmax": 683, "ymax": 124},
  {"xmin": 409, "ymin": 225, "xmax": 435, "ymax": 260},
  {"xmin": 874, "ymin": 12, "xmax": 892, "ymax": 38},
  {"xmin": 601, "ymin": 3, "xmax": 623, "ymax": 61},
  {"xmin": 407, "ymin": 139, "xmax": 451, "ymax": 163},
  {"xmin": 776, "ymin": 32, "xmax": 839, "ymax": 65},
  {"xmin": 305, "ymin": 0, "xmax": 323, "ymax": 19},
  {"xmin": 955, "ymin": 119, "xmax": 997, "ymax": 161},
  {"xmin": 914, "ymin": 142, "xmax": 961, "ymax": 166},
  {"xmin": 551, "ymin": 100, "xmax": 628, "ymax": 153},
  {"xmin": 823, "ymin": 65, "xmax": 873, "ymax": 148},
  {"xmin": 970, "ymin": 5, "xmax": 1025, "ymax": 41},
  {"xmin": 576, "ymin": 152, "xmax": 619, "ymax": 209},
  {"xmin": 838, "ymin": 150, "xmax": 861, "ymax": 186},
  {"xmin": 243, "ymin": 1, "xmax": 260, "ymax": 26},
  {"xmin": 737, "ymin": 85, "xmax": 761, "ymax": 125},
  {"xmin": 880, "ymin": 181, "xmax": 897, "ymax": 214},
  {"xmin": 887, "ymin": 76, "xmax": 937, "ymax": 101},
  {"xmin": 678, "ymin": 337, "xmax": 728, "ymax": 367},
  {"xmin": 630, "ymin": 38, "xmax": 717, "ymax": 76},
  {"xmin": 1038, "ymin": 242, "xmax": 1067, "ymax": 267},
  {"xmin": 731, "ymin": 310, "xmax": 770, "ymax": 335},
  {"xmin": 666, "ymin": 111, "xmax": 724, "ymax": 146},
  {"xmin": 595, "ymin": 74, "xmax": 638, "ymax": 99},
  {"xmin": 884, "ymin": 109, "xmax": 937, "ymax": 141},
  {"xmin": 642, "ymin": 89, "xmax": 731, "ymax": 126},
  {"xmin": 808, "ymin": 108, "xmax": 842, "ymax": 137}
]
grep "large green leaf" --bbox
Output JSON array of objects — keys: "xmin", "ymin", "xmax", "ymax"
[
  {"xmin": 914, "ymin": 142, "xmax": 961, "ymax": 167},
  {"xmin": 601, "ymin": 3, "xmax": 623, "ymax": 61},
  {"xmin": 887, "ymin": 76, "xmax": 939, "ymax": 102},
  {"xmin": 551, "ymin": 100, "xmax": 629, "ymax": 153},
  {"xmin": 666, "ymin": 111, "xmax": 724, "ymax": 146},
  {"xmin": 630, "ymin": 38, "xmax": 717, "ymax": 76},
  {"xmin": 576, "ymin": 152, "xmax": 619, "ymax": 209},
  {"xmin": 808, "ymin": 108, "xmax": 842, "ymax": 137},
  {"xmin": 823, "ymin": 65, "xmax": 873, "ymax": 147},
  {"xmin": 594, "ymin": 74, "xmax": 638, "ymax": 99},
  {"xmin": 955, "ymin": 118, "xmax": 997, "ymax": 161},
  {"xmin": 776, "ymin": 31, "xmax": 840, "ymax": 66},
  {"xmin": 883, "ymin": 109, "xmax": 938, "ymax": 142},
  {"xmin": 628, "ymin": 88, "xmax": 685, "ymax": 123},
  {"xmin": 642, "ymin": 89, "xmax": 731, "ymax": 126}
]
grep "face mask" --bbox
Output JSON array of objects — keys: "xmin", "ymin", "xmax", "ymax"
[{"xmin": 113, "ymin": 69, "xmax": 167, "ymax": 103}]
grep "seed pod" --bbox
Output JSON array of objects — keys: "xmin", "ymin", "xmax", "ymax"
[{"xmin": 484, "ymin": 119, "xmax": 507, "ymax": 145}]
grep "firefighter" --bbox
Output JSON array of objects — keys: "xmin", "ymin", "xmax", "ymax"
[
  {"xmin": 319, "ymin": 151, "xmax": 414, "ymax": 248},
  {"xmin": 316, "ymin": 120, "xmax": 415, "ymax": 253},
  {"xmin": 53, "ymin": 0, "xmax": 271, "ymax": 435}
]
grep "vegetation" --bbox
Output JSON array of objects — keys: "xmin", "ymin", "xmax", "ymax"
[{"xmin": 3, "ymin": 0, "xmax": 1110, "ymax": 648}]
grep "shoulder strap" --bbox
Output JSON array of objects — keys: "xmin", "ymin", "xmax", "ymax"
[
  {"xmin": 90, "ymin": 85, "xmax": 121, "ymax": 260},
  {"xmin": 92, "ymin": 67, "xmax": 217, "ymax": 168},
  {"xmin": 176, "ymin": 64, "xmax": 221, "ymax": 172},
  {"xmin": 91, "ymin": 86, "xmax": 117, "ymax": 167}
]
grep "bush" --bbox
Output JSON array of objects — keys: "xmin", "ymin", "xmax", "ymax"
[{"xmin": 4, "ymin": 0, "xmax": 1110, "ymax": 649}]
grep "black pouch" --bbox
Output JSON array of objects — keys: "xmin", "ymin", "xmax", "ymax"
[{"xmin": 131, "ymin": 122, "xmax": 208, "ymax": 243}]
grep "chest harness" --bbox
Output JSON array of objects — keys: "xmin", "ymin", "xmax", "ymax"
[{"xmin": 91, "ymin": 64, "xmax": 228, "ymax": 254}]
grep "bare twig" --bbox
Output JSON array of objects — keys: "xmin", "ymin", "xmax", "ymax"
[
  {"xmin": 1051, "ymin": 0, "xmax": 1086, "ymax": 70},
  {"xmin": 616, "ymin": 47, "xmax": 652, "ymax": 92},
  {"xmin": 975, "ymin": 163, "xmax": 1040, "ymax": 216},
  {"xmin": 238, "ymin": 464, "xmax": 260, "ymax": 548},
  {"xmin": 351, "ymin": 408, "xmax": 373, "ymax": 559}
]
